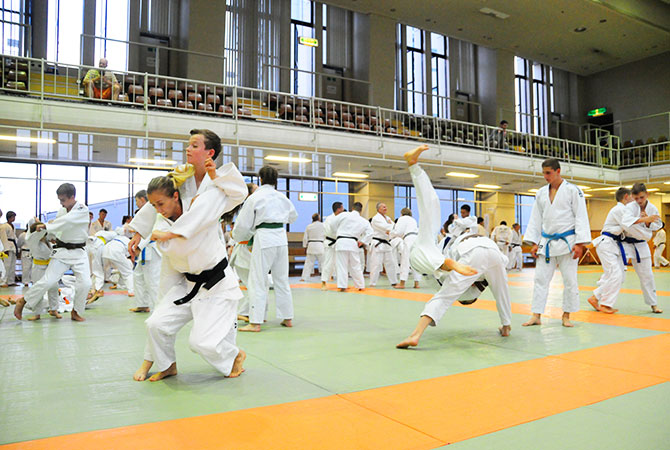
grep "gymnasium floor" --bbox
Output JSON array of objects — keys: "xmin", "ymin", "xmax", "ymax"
[{"xmin": 1, "ymin": 267, "xmax": 669, "ymax": 449}]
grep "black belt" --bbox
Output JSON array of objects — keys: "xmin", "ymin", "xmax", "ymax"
[
  {"xmin": 441, "ymin": 236, "xmax": 451, "ymax": 251},
  {"xmin": 53, "ymin": 239, "xmax": 86, "ymax": 250},
  {"xmin": 174, "ymin": 257, "xmax": 229, "ymax": 305},
  {"xmin": 373, "ymin": 237, "xmax": 391, "ymax": 247},
  {"xmin": 510, "ymin": 243, "xmax": 521, "ymax": 247},
  {"xmin": 403, "ymin": 232, "xmax": 418, "ymax": 239},
  {"xmin": 326, "ymin": 236, "xmax": 336, "ymax": 246},
  {"xmin": 623, "ymin": 236, "xmax": 645, "ymax": 263},
  {"xmin": 459, "ymin": 280, "xmax": 489, "ymax": 305},
  {"xmin": 336, "ymin": 236, "xmax": 358, "ymax": 244},
  {"xmin": 308, "ymin": 240, "xmax": 322, "ymax": 243}
]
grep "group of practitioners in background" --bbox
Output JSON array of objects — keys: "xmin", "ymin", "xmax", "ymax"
[{"xmin": 0, "ymin": 131, "xmax": 667, "ymax": 382}]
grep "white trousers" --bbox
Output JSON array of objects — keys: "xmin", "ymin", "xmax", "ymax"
[
  {"xmin": 654, "ymin": 244, "xmax": 668, "ymax": 268},
  {"xmin": 368, "ymin": 246, "xmax": 399, "ymax": 285},
  {"xmin": 133, "ymin": 259, "xmax": 161, "ymax": 308},
  {"xmin": 30, "ymin": 263, "xmax": 60, "ymax": 312},
  {"xmin": 507, "ymin": 246, "xmax": 523, "ymax": 270},
  {"xmin": 336, "ymin": 249, "xmax": 365, "ymax": 289},
  {"xmin": 631, "ymin": 256, "xmax": 658, "ymax": 306},
  {"xmin": 594, "ymin": 239, "xmax": 625, "ymax": 308},
  {"xmin": 531, "ymin": 253, "xmax": 579, "ymax": 314},
  {"xmin": 421, "ymin": 246, "xmax": 512, "ymax": 326},
  {"xmin": 90, "ymin": 245, "xmax": 105, "ymax": 291},
  {"xmin": 103, "ymin": 253, "xmax": 134, "ymax": 295},
  {"xmin": 247, "ymin": 245, "xmax": 293, "ymax": 325},
  {"xmin": 144, "ymin": 281, "xmax": 241, "ymax": 375},
  {"xmin": 2, "ymin": 250, "xmax": 16, "ymax": 284},
  {"xmin": 496, "ymin": 242, "xmax": 510, "ymax": 259},
  {"xmin": 301, "ymin": 252, "xmax": 324, "ymax": 279},
  {"xmin": 398, "ymin": 236, "xmax": 422, "ymax": 283},
  {"xmin": 320, "ymin": 245, "xmax": 336, "ymax": 282},
  {"xmin": 24, "ymin": 255, "xmax": 91, "ymax": 315},
  {"xmin": 21, "ymin": 253, "xmax": 32, "ymax": 284}
]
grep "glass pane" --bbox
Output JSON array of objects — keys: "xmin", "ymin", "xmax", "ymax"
[
  {"xmin": 89, "ymin": 167, "xmax": 130, "ymax": 226},
  {"xmin": 288, "ymin": 179, "xmax": 318, "ymax": 232},
  {"xmin": 406, "ymin": 26, "xmax": 422, "ymax": 50},
  {"xmin": 514, "ymin": 56, "xmax": 526, "ymax": 76},
  {"xmin": 322, "ymin": 181, "xmax": 349, "ymax": 213},
  {"xmin": 95, "ymin": 0, "xmax": 130, "ymax": 71},
  {"xmin": 430, "ymin": 33, "xmax": 445, "ymax": 55},
  {"xmin": 533, "ymin": 62, "xmax": 543, "ymax": 81},
  {"xmin": 47, "ymin": 0, "xmax": 84, "ymax": 64},
  {"xmin": 0, "ymin": 162, "xmax": 37, "ymax": 228},
  {"xmin": 40, "ymin": 164, "xmax": 86, "ymax": 218},
  {"xmin": 291, "ymin": 0, "xmax": 312, "ymax": 23},
  {"xmin": 132, "ymin": 168, "xmax": 170, "ymax": 194}
]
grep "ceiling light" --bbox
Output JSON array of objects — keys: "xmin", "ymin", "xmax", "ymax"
[
  {"xmin": 0, "ymin": 135, "xmax": 57, "ymax": 144},
  {"xmin": 475, "ymin": 184, "xmax": 501, "ymax": 189},
  {"xmin": 446, "ymin": 172, "xmax": 479, "ymax": 178},
  {"xmin": 129, "ymin": 158, "xmax": 177, "ymax": 165},
  {"xmin": 583, "ymin": 194, "xmax": 592, "ymax": 197},
  {"xmin": 528, "ymin": 188, "xmax": 539, "ymax": 193},
  {"xmin": 574, "ymin": 27, "xmax": 587, "ymax": 32},
  {"xmin": 332, "ymin": 172, "xmax": 369, "ymax": 179},
  {"xmin": 647, "ymin": 188, "xmax": 659, "ymax": 192},
  {"xmin": 479, "ymin": 7, "xmax": 510, "ymax": 19},
  {"xmin": 590, "ymin": 186, "xmax": 619, "ymax": 191},
  {"xmin": 577, "ymin": 185, "xmax": 591, "ymax": 190},
  {"xmin": 624, "ymin": 185, "xmax": 633, "ymax": 188},
  {"xmin": 265, "ymin": 155, "xmax": 311, "ymax": 163},
  {"xmin": 663, "ymin": 181, "xmax": 670, "ymax": 185}
]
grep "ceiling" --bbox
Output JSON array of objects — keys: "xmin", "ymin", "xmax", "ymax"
[{"xmin": 323, "ymin": 0, "xmax": 670, "ymax": 75}]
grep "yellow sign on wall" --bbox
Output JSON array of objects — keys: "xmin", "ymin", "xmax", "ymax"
[{"xmin": 299, "ymin": 37, "xmax": 319, "ymax": 47}]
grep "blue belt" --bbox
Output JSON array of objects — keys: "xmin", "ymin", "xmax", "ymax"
[
  {"xmin": 602, "ymin": 232, "xmax": 627, "ymax": 265},
  {"xmin": 623, "ymin": 236, "xmax": 644, "ymax": 263},
  {"xmin": 541, "ymin": 229, "xmax": 575, "ymax": 263},
  {"xmin": 441, "ymin": 236, "xmax": 451, "ymax": 251},
  {"xmin": 139, "ymin": 240, "xmax": 156, "ymax": 265}
]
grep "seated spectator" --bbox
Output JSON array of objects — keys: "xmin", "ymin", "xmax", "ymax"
[
  {"xmin": 83, "ymin": 58, "xmax": 120, "ymax": 100},
  {"xmin": 488, "ymin": 120, "xmax": 509, "ymax": 150}
]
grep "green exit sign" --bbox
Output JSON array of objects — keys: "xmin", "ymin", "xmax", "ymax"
[
  {"xmin": 299, "ymin": 36, "xmax": 319, "ymax": 47},
  {"xmin": 588, "ymin": 107, "xmax": 607, "ymax": 117}
]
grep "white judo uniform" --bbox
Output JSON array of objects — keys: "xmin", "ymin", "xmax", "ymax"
[
  {"xmin": 320, "ymin": 212, "xmax": 341, "ymax": 284},
  {"xmin": 391, "ymin": 215, "xmax": 422, "ymax": 284},
  {"xmin": 24, "ymin": 228, "xmax": 60, "ymax": 312},
  {"xmin": 491, "ymin": 224, "xmax": 512, "ymax": 259},
  {"xmin": 102, "ymin": 235, "xmax": 134, "ymax": 295},
  {"xmin": 0, "ymin": 222, "xmax": 17, "ymax": 285},
  {"xmin": 368, "ymin": 212, "xmax": 399, "ymax": 286},
  {"xmin": 133, "ymin": 235, "xmax": 161, "ymax": 309},
  {"xmin": 621, "ymin": 200, "xmax": 662, "ymax": 307},
  {"xmin": 525, "ymin": 181, "xmax": 591, "ymax": 314},
  {"xmin": 333, "ymin": 211, "xmax": 373, "ymax": 289},
  {"xmin": 507, "ymin": 228, "xmax": 523, "ymax": 270},
  {"xmin": 143, "ymin": 164, "xmax": 247, "ymax": 375},
  {"xmin": 17, "ymin": 231, "xmax": 32, "ymax": 285},
  {"xmin": 232, "ymin": 184, "xmax": 297, "ymax": 325},
  {"xmin": 653, "ymin": 229, "xmax": 668, "ymax": 268},
  {"xmin": 87, "ymin": 230, "xmax": 120, "ymax": 292},
  {"xmin": 23, "ymin": 201, "xmax": 92, "ymax": 316},
  {"xmin": 301, "ymin": 220, "xmax": 325, "ymax": 280}
]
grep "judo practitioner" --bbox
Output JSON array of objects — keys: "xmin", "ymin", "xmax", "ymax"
[
  {"xmin": 86, "ymin": 229, "xmax": 120, "ymax": 304},
  {"xmin": 321, "ymin": 202, "xmax": 346, "ymax": 290},
  {"xmin": 396, "ymin": 145, "xmax": 511, "ymax": 349},
  {"xmin": 368, "ymin": 202, "xmax": 399, "ymax": 287},
  {"xmin": 333, "ymin": 202, "xmax": 373, "ymax": 291},
  {"xmin": 0, "ymin": 211, "xmax": 17, "ymax": 286},
  {"xmin": 491, "ymin": 221, "xmax": 512, "ymax": 260},
  {"xmin": 458, "ymin": 205, "xmax": 479, "ymax": 234},
  {"xmin": 102, "ymin": 234, "xmax": 134, "ymax": 296},
  {"xmin": 300, "ymin": 213, "xmax": 325, "ymax": 281},
  {"xmin": 232, "ymin": 166, "xmax": 297, "ymax": 332},
  {"xmin": 522, "ymin": 158, "xmax": 591, "ymax": 328},
  {"xmin": 477, "ymin": 217, "xmax": 489, "ymax": 237},
  {"xmin": 507, "ymin": 223, "xmax": 523, "ymax": 270},
  {"xmin": 391, "ymin": 207, "xmax": 422, "ymax": 289},
  {"xmin": 23, "ymin": 221, "xmax": 61, "ymax": 320},
  {"xmin": 130, "ymin": 234, "xmax": 161, "ymax": 313},
  {"xmin": 133, "ymin": 165, "xmax": 248, "ymax": 382},
  {"xmin": 89, "ymin": 208, "xmax": 112, "ymax": 235},
  {"xmin": 653, "ymin": 228, "xmax": 668, "ymax": 268},
  {"xmin": 14, "ymin": 183, "xmax": 92, "ymax": 322},
  {"xmin": 17, "ymin": 228, "xmax": 32, "ymax": 285}
]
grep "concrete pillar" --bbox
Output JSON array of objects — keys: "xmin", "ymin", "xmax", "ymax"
[
  {"xmin": 366, "ymin": 14, "xmax": 396, "ymax": 108},
  {"xmin": 186, "ymin": 0, "xmax": 226, "ymax": 83},
  {"xmin": 495, "ymin": 49, "xmax": 515, "ymax": 127},
  {"xmin": 351, "ymin": 181, "xmax": 395, "ymax": 219}
]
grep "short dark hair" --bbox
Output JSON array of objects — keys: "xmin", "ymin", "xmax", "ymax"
[
  {"xmin": 513, "ymin": 223, "xmax": 519, "ymax": 228},
  {"xmin": 352, "ymin": 202, "xmax": 363, "ymax": 212},
  {"xmin": 29, "ymin": 221, "xmax": 44, "ymax": 233},
  {"xmin": 312, "ymin": 213, "xmax": 320, "ymax": 222},
  {"xmin": 190, "ymin": 129, "xmax": 221, "ymax": 160},
  {"xmin": 332, "ymin": 201, "xmax": 343, "ymax": 213},
  {"xmin": 121, "ymin": 215, "xmax": 131, "ymax": 224},
  {"xmin": 631, "ymin": 183, "xmax": 647, "ymax": 195},
  {"xmin": 542, "ymin": 158, "xmax": 561, "ymax": 171},
  {"xmin": 477, "ymin": 217, "xmax": 484, "ymax": 224},
  {"xmin": 56, "ymin": 183, "xmax": 76, "ymax": 198},
  {"xmin": 615, "ymin": 187, "xmax": 631, "ymax": 202},
  {"xmin": 135, "ymin": 190, "xmax": 148, "ymax": 200},
  {"xmin": 100, "ymin": 209, "xmax": 108, "ymax": 214},
  {"xmin": 460, "ymin": 204, "xmax": 471, "ymax": 213},
  {"xmin": 500, "ymin": 120, "xmax": 508, "ymax": 125},
  {"xmin": 401, "ymin": 207, "xmax": 411, "ymax": 216},
  {"xmin": 259, "ymin": 166, "xmax": 278, "ymax": 186},
  {"xmin": 6, "ymin": 211, "xmax": 16, "ymax": 220},
  {"xmin": 500, "ymin": 221, "xmax": 507, "ymax": 226}
]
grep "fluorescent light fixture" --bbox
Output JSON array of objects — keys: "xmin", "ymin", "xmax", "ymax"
[
  {"xmin": 446, "ymin": 172, "xmax": 479, "ymax": 178},
  {"xmin": 577, "ymin": 185, "xmax": 591, "ymax": 190},
  {"xmin": 624, "ymin": 185, "xmax": 633, "ymax": 188},
  {"xmin": 265, "ymin": 155, "xmax": 311, "ymax": 163},
  {"xmin": 528, "ymin": 188, "xmax": 539, "ymax": 193},
  {"xmin": 647, "ymin": 188, "xmax": 659, "ymax": 192},
  {"xmin": 475, "ymin": 184, "xmax": 501, "ymax": 189},
  {"xmin": 0, "ymin": 135, "xmax": 56, "ymax": 144},
  {"xmin": 664, "ymin": 181, "xmax": 670, "ymax": 185},
  {"xmin": 590, "ymin": 186, "xmax": 619, "ymax": 191},
  {"xmin": 129, "ymin": 158, "xmax": 177, "ymax": 165},
  {"xmin": 332, "ymin": 172, "xmax": 369, "ymax": 179},
  {"xmin": 583, "ymin": 194, "xmax": 592, "ymax": 197},
  {"xmin": 299, "ymin": 192, "xmax": 318, "ymax": 201}
]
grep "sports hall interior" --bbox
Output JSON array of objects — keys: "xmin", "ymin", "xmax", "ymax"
[{"xmin": 0, "ymin": 0, "xmax": 669, "ymax": 448}]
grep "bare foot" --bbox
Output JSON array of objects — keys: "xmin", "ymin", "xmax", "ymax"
[
  {"xmin": 13, "ymin": 297, "xmax": 26, "ymax": 320},
  {"xmin": 499, "ymin": 325, "xmax": 511, "ymax": 337},
  {"xmin": 339, "ymin": 288, "xmax": 346, "ymax": 292},
  {"xmin": 281, "ymin": 319, "xmax": 293, "ymax": 328},
  {"xmin": 522, "ymin": 314, "xmax": 542, "ymax": 326},
  {"xmin": 652, "ymin": 305, "xmax": 663, "ymax": 314},
  {"xmin": 239, "ymin": 324, "xmax": 261, "ymax": 332},
  {"xmin": 441, "ymin": 258, "xmax": 478, "ymax": 276},
  {"xmin": 237, "ymin": 314, "xmax": 249, "ymax": 322},
  {"xmin": 587, "ymin": 295, "xmax": 600, "ymax": 311},
  {"xmin": 128, "ymin": 293, "xmax": 135, "ymax": 297},
  {"xmin": 299, "ymin": 279, "xmax": 305, "ymax": 282},
  {"xmin": 396, "ymin": 335, "xmax": 420, "ymax": 349},
  {"xmin": 86, "ymin": 290, "xmax": 103, "ymax": 305},
  {"xmin": 562, "ymin": 313, "xmax": 574, "ymax": 328},
  {"xmin": 0, "ymin": 297, "xmax": 9, "ymax": 307},
  {"xmin": 403, "ymin": 144, "xmax": 430, "ymax": 166},
  {"xmin": 129, "ymin": 307, "xmax": 150, "ymax": 313},
  {"xmin": 321, "ymin": 282, "xmax": 328, "ymax": 291},
  {"xmin": 7, "ymin": 297, "xmax": 16, "ymax": 304},
  {"xmin": 71, "ymin": 310, "xmax": 85, "ymax": 322},
  {"xmin": 149, "ymin": 362, "xmax": 177, "ymax": 382},
  {"xmin": 110, "ymin": 284, "xmax": 117, "ymax": 290},
  {"xmin": 228, "ymin": 350, "xmax": 246, "ymax": 378},
  {"xmin": 27, "ymin": 314, "xmax": 41, "ymax": 321},
  {"xmin": 133, "ymin": 360, "xmax": 153, "ymax": 381},
  {"xmin": 600, "ymin": 305, "xmax": 618, "ymax": 314},
  {"xmin": 414, "ymin": 282, "xmax": 420, "ymax": 289},
  {"xmin": 394, "ymin": 281, "xmax": 406, "ymax": 289},
  {"xmin": 48, "ymin": 310, "xmax": 63, "ymax": 319}
]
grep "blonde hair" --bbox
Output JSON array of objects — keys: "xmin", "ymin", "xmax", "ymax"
[{"xmin": 167, "ymin": 163, "xmax": 196, "ymax": 188}]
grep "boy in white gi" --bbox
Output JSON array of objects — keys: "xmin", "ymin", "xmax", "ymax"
[
  {"xmin": 23, "ymin": 221, "xmax": 61, "ymax": 320},
  {"xmin": 368, "ymin": 203, "xmax": 399, "ymax": 287},
  {"xmin": 522, "ymin": 158, "xmax": 591, "ymax": 328},
  {"xmin": 17, "ymin": 227, "xmax": 32, "ymax": 286},
  {"xmin": 0, "ymin": 211, "xmax": 17, "ymax": 287},
  {"xmin": 102, "ymin": 235, "xmax": 134, "ymax": 296},
  {"xmin": 130, "ymin": 190, "xmax": 160, "ymax": 313},
  {"xmin": 391, "ymin": 207, "xmax": 422, "ymax": 289},
  {"xmin": 491, "ymin": 221, "xmax": 512, "ymax": 260},
  {"xmin": 333, "ymin": 202, "xmax": 373, "ymax": 291},
  {"xmin": 653, "ymin": 228, "xmax": 668, "ymax": 268},
  {"xmin": 133, "ymin": 166, "xmax": 247, "ymax": 382},
  {"xmin": 621, "ymin": 183, "xmax": 663, "ymax": 314},
  {"xmin": 507, "ymin": 223, "xmax": 523, "ymax": 271},
  {"xmin": 233, "ymin": 166, "xmax": 297, "ymax": 332},
  {"xmin": 320, "ymin": 202, "xmax": 345, "ymax": 290},
  {"xmin": 86, "ymin": 229, "xmax": 120, "ymax": 304},
  {"xmin": 396, "ymin": 145, "xmax": 511, "ymax": 349},
  {"xmin": 14, "ymin": 183, "xmax": 92, "ymax": 322},
  {"xmin": 300, "ymin": 213, "xmax": 325, "ymax": 281}
]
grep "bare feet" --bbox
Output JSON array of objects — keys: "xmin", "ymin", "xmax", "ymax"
[
  {"xmin": 281, "ymin": 319, "xmax": 293, "ymax": 328},
  {"xmin": 48, "ymin": 310, "xmax": 63, "ymax": 319},
  {"xmin": 86, "ymin": 290, "xmax": 103, "ymax": 305},
  {"xmin": 587, "ymin": 295, "xmax": 600, "ymax": 311},
  {"xmin": 7, "ymin": 297, "xmax": 16, "ymax": 304},
  {"xmin": 133, "ymin": 360, "xmax": 153, "ymax": 381},
  {"xmin": 522, "ymin": 313, "xmax": 542, "ymax": 326},
  {"xmin": 71, "ymin": 310, "xmax": 85, "ymax": 322},
  {"xmin": 129, "ymin": 307, "xmax": 150, "ymax": 313},
  {"xmin": 652, "ymin": 305, "xmax": 663, "ymax": 314},
  {"xmin": 228, "ymin": 350, "xmax": 246, "ymax": 378},
  {"xmin": 149, "ymin": 362, "xmax": 177, "ymax": 382},
  {"xmin": 299, "ymin": 278, "xmax": 305, "ymax": 282},
  {"xmin": 600, "ymin": 305, "xmax": 618, "ymax": 314},
  {"xmin": 339, "ymin": 288, "xmax": 346, "ymax": 292},
  {"xmin": 441, "ymin": 258, "xmax": 478, "ymax": 276},
  {"xmin": 499, "ymin": 325, "xmax": 511, "ymax": 337},
  {"xmin": 321, "ymin": 282, "xmax": 328, "ymax": 291},
  {"xmin": 414, "ymin": 281, "xmax": 420, "ymax": 289},
  {"xmin": 27, "ymin": 314, "xmax": 41, "ymax": 321},
  {"xmin": 237, "ymin": 314, "xmax": 249, "ymax": 322},
  {"xmin": 110, "ymin": 284, "xmax": 117, "ymax": 290},
  {"xmin": 13, "ymin": 297, "xmax": 26, "ymax": 320},
  {"xmin": 239, "ymin": 324, "xmax": 261, "ymax": 332},
  {"xmin": 394, "ymin": 281, "xmax": 406, "ymax": 289},
  {"xmin": 0, "ymin": 297, "xmax": 9, "ymax": 307},
  {"xmin": 562, "ymin": 312, "xmax": 574, "ymax": 328},
  {"xmin": 128, "ymin": 293, "xmax": 135, "ymax": 297},
  {"xmin": 403, "ymin": 144, "xmax": 430, "ymax": 166},
  {"xmin": 396, "ymin": 335, "xmax": 420, "ymax": 349}
]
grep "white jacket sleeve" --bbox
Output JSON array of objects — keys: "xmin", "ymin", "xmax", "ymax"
[{"xmin": 572, "ymin": 189, "xmax": 591, "ymax": 244}]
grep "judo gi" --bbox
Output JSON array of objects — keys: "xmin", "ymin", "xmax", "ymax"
[
  {"xmin": 301, "ymin": 220, "xmax": 325, "ymax": 279},
  {"xmin": 368, "ymin": 212, "xmax": 399, "ymax": 286},
  {"xmin": 333, "ymin": 211, "xmax": 373, "ymax": 289}
]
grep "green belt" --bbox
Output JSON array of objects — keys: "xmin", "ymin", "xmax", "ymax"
[{"xmin": 249, "ymin": 223, "xmax": 284, "ymax": 246}]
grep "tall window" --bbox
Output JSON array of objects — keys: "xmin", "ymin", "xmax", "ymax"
[
  {"xmin": 430, "ymin": 32, "xmax": 449, "ymax": 118},
  {"xmin": 47, "ymin": 0, "xmax": 84, "ymax": 65},
  {"xmin": 514, "ymin": 56, "xmax": 532, "ymax": 134},
  {"xmin": 291, "ymin": 0, "xmax": 315, "ymax": 96},
  {"xmin": 1, "ymin": 0, "xmax": 29, "ymax": 56},
  {"xmin": 405, "ymin": 25, "xmax": 425, "ymax": 114},
  {"xmin": 515, "ymin": 194, "xmax": 534, "ymax": 234},
  {"xmin": 0, "ymin": 162, "xmax": 37, "ymax": 228},
  {"xmin": 515, "ymin": 56, "xmax": 553, "ymax": 136},
  {"xmin": 321, "ymin": 3, "xmax": 327, "ymax": 65},
  {"xmin": 94, "ymin": 0, "xmax": 130, "ymax": 70}
]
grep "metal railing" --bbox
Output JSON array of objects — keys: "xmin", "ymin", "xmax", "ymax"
[
  {"xmin": 400, "ymin": 88, "xmax": 483, "ymax": 124},
  {"xmin": 2, "ymin": 52, "xmax": 670, "ymax": 170}
]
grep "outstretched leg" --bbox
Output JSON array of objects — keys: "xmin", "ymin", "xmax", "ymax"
[{"xmin": 397, "ymin": 315, "xmax": 433, "ymax": 349}]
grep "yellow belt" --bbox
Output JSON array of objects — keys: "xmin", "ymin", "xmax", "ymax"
[
  {"xmin": 33, "ymin": 258, "xmax": 51, "ymax": 265},
  {"xmin": 97, "ymin": 236, "xmax": 107, "ymax": 244}
]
